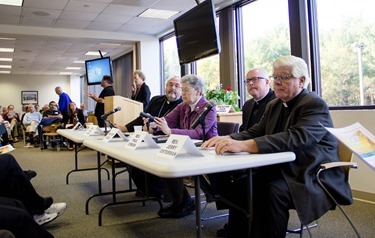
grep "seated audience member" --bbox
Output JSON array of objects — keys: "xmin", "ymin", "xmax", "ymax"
[
  {"xmin": 22, "ymin": 104, "xmax": 42, "ymax": 148},
  {"xmin": 38, "ymin": 101, "xmax": 63, "ymax": 143},
  {"xmin": 131, "ymin": 69, "xmax": 151, "ymax": 110},
  {"xmin": 0, "ymin": 115, "xmax": 11, "ymax": 146},
  {"xmin": 63, "ymin": 102, "xmax": 86, "ymax": 150},
  {"xmin": 3, "ymin": 104, "xmax": 21, "ymax": 142},
  {"xmin": 151, "ymin": 74, "xmax": 217, "ymax": 218},
  {"xmin": 0, "ymin": 153, "xmax": 66, "ymax": 227},
  {"xmin": 201, "ymin": 55, "xmax": 353, "ymax": 237},
  {"xmin": 116, "ymin": 76, "xmax": 183, "ymax": 200},
  {"xmin": 0, "ymin": 197, "xmax": 53, "ymax": 238}
]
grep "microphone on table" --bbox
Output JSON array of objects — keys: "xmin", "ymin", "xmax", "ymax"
[
  {"xmin": 190, "ymin": 100, "xmax": 217, "ymax": 129},
  {"xmin": 101, "ymin": 106, "xmax": 121, "ymax": 119}
]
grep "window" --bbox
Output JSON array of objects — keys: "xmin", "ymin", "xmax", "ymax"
[
  {"xmin": 316, "ymin": 0, "xmax": 375, "ymax": 106},
  {"xmin": 196, "ymin": 54, "xmax": 220, "ymax": 90},
  {"xmin": 161, "ymin": 36, "xmax": 180, "ymax": 83},
  {"xmin": 242, "ymin": 0, "xmax": 290, "ymax": 99}
]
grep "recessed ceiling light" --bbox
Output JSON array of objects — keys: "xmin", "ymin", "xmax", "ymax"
[
  {"xmin": 0, "ymin": 70, "xmax": 11, "ymax": 74},
  {"xmin": 73, "ymin": 60, "xmax": 85, "ymax": 64},
  {"xmin": 0, "ymin": 58, "xmax": 13, "ymax": 61},
  {"xmin": 85, "ymin": 51, "xmax": 107, "ymax": 56},
  {"xmin": 100, "ymin": 43, "xmax": 122, "ymax": 46},
  {"xmin": 0, "ymin": 37, "xmax": 16, "ymax": 41},
  {"xmin": 59, "ymin": 72, "xmax": 73, "ymax": 75},
  {"xmin": 138, "ymin": 9, "xmax": 179, "ymax": 19},
  {"xmin": 0, "ymin": 0, "xmax": 23, "ymax": 7},
  {"xmin": 0, "ymin": 48, "xmax": 14, "ymax": 52},
  {"xmin": 66, "ymin": 67, "xmax": 81, "ymax": 70},
  {"xmin": 0, "ymin": 65, "xmax": 11, "ymax": 68}
]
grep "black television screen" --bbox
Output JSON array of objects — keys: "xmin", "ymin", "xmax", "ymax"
[
  {"xmin": 85, "ymin": 57, "xmax": 113, "ymax": 85},
  {"xmin": 173, "ymin": 0, "xmax": 221, "ymax": 65}
]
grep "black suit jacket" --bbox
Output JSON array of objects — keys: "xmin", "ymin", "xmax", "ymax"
[
  {"xmin": 126, "ymin": 95, "xmax": 182, "ymax": 132},
  {"xmin": 240, "ymin": 89, "xmax": 275, "ymax": 131},
  {"xmin": 231, "ymin": 89, "xmax": 352, "ymax": 224}
]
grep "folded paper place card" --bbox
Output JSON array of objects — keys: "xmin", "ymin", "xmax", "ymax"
[
  {"xmin": 83, "ymin": 125, "xmax": 104, "ymax": 136},
  {"xmin": 72, "ymin": 122, "xmax": 85, "ymax": 131},
  {"xmin": 124, "ymin": 131, "xmax": 160, "ymax": 150},
  {"xmin": 157, "ymin": 134, "xmax": 204, "ymax": 159},
  {"xmin": 102, "ymin": 128, "xmax": 128, "ymax": 142}
]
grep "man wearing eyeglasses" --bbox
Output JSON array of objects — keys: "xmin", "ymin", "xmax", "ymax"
[
  {"xmin": 240, "ymin": 68, "xmax": 275, "ymax": 131},
  {"xmin": 202, "ymin": 55, "xmax": 352, "ymax": 237}
]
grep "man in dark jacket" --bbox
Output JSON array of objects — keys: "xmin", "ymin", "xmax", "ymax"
[
  {"xmin": 115, "ymin": 76, "xmax": 182, "ymax": 200},
  {"xmin": 202, "ymin": 55, "xmax": 352, "ymax": 237},
  {"xmin": 240, "ymin": 68, "xmax": 275, "ymax": 131},
  {"xmin": 87, "ymin": 75, "xmax": 115, "ymax": 127}
]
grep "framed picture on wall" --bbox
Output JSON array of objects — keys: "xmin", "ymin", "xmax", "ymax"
[{"xmin": 21, "ymin": 91, "xmax": 38, "ymax": 105}]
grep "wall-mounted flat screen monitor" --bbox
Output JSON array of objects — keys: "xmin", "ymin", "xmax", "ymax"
[
  {"xmin": 173, "ymin": 0, "xmax": 221, "ymax": 65},
  {"xmin": 85, "ymin": 57, "xmax": 113, "ymax": 85}
]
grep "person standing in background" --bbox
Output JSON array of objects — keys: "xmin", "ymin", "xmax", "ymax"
[
  {"xmin": 87, "ymin": 75, "xmax": 115, "ymax": 127},
  {"xmin": 131, "ymin": 69, "xmax": 151, "ymax": 110},
  {"xmin": 55, "ymin": 86, "xmax": 72, "ymax": 122}
]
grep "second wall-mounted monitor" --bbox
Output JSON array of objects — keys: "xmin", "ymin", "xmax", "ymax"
[
  {"xmin": 173, "ymin": 0, "xmax": 221, "ymax": 65},
  {"xmin": 85, "ymin": 57, "xmax": 113, "ymax": 86}
]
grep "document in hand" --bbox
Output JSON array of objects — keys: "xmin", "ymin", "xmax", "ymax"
[
  {"xmin": 324, "ymin": 122, "xmax": 375, "ymax": 171},
  {"xmin": 0, "ymin": 144, "xmax": 15, "ymax": 154}
]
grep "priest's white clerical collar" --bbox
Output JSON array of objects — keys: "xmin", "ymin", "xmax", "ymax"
[{"xmin": 282, "ymin": 102, "xmax": 288, "ymax": 108}]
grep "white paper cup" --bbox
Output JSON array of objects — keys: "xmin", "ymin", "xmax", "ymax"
[{"xmin": 134, "ymin": 125, "xmax": 142, "ymax": 132}]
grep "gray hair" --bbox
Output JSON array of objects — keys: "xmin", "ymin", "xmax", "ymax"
[
  {"xmin": 273, "ymin": 55, "xmax": 310, "ymax": 88},
  {"xmin": 181, "ymin": 74, "xmax": 204, "ymax": 94},
  {"xmin": 134, "ymin": 69, "xmax": 146, "ymax": 81}
]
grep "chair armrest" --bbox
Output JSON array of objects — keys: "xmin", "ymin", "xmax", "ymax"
[{"xmin": 320, "ymin": 162, "xmax": 359, "ymax": 170}]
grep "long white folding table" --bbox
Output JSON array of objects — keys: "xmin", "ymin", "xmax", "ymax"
[{"xmin": 83, "ymin": 138, "xmax": 295, "ymax": 237}]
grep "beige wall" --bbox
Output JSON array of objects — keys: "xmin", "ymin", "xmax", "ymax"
[{"xmin": 0, "ymin": 74, "xmax": 71, "ymax": 113}]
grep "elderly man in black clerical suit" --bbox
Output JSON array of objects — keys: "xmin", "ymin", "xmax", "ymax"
[
  {"xmin": 115, "ymin": 76, "xmax": 182, "ymax": 199},
  {"xmin": 202, "ymin": 55, "xmax": 353, "ymax": 238},
  {"xmin": 240, "ymin": 68, "xmax": 275, "ymax": 131}
]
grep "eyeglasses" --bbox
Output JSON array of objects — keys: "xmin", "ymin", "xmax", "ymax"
[
  {"xmin": 244, "ymin": 77, "xmax": 265, "ymax": 84},
  {"xmin": 270, "ymin": 74, "xmax": 295, "ymax": 81},
  {"xmin": 182, "ymin": 87, "xmax": 196, "ymax": 93}
]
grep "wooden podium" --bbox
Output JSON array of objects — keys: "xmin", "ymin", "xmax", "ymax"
[{"xmin": 104, "ymin": 96, "xmax": 143, "ymax": 126}]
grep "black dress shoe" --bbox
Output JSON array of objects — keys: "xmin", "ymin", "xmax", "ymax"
[
  {"xmin": 216, "ymin": 223, "xmax": 228, "ymax": 237},
  {"xmin": 172, "ymin": 199, "xmax": 195, "ymax": 218},
  {"xmin": 24, "ymin": 170, "xmax": 37, "ymax": 180},
  {"xmin": 158, "ymin": 202, "xmax": 179, "ymax": 218}
]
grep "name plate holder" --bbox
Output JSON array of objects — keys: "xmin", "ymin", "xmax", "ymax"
[
  {"xmin": 83, "ymin": 125, "xmax": 104, "ymax": 136},
  {"xmin": 102, "ymin": 128, "xmax": 128, "ymax": 142},
  {"xmin": 216, "ymin": 105, "xmax": 234, "ymax": 113},
  {"xmin": 157, "ymin": 134, "xmax": 204, "ymax": 160},
  {"xmin": 124, "ymin": 131, "xmax": 160, "ymax": 150},
  {"xmin": 72, "ymin": 122, "xmax": 85, "ymax": 131}
]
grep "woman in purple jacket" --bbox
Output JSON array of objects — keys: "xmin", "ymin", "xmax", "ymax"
[{"xmin": 153, "ymin": 74, "xmax": 218, "ymax": 219}]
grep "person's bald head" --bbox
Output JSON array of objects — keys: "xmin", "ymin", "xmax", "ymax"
[{"xmin": 244, "ymin": 68, "xmax": 271, "ymax": 100}]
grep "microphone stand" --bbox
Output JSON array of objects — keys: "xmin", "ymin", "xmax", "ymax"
[
  {"xmin": 101, "ymin": 115, "xmax": 114, "ymax": 135},
  {"xmin": 193, "ymin": 114, "xmax": 207, "ymax": 147}
]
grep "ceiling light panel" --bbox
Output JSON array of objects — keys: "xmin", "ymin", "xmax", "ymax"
[{"xmin": 0, "ymin": 0, "xmax": 23, "ymax": 7}]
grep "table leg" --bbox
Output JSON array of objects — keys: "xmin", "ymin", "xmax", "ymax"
[{"xmin": 194, "ymin": 176, "xmax": 202, "ymax": 238}]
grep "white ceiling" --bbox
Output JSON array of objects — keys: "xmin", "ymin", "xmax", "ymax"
[{"xmin": 0, "ymin": 0, "xmax": 234, "ymax": 76}]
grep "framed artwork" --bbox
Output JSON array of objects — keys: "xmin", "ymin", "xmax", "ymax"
[{"xmin": 21, "ymin": 91, "xmax": 38, "ymax": 105}]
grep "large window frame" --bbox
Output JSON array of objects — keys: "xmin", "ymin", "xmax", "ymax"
[{"xmin": 159, "ymin": 0, "xmax": 375, "ymax": 110}]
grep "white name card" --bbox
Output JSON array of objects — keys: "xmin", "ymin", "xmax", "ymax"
[
  {"xmin": 102, "ymin": 128, "xmax": 128, "ymax": 142},
  {"xmin": 72, "ymin": 122, "xmax": 85, "ymax": 131},
  {"xmin": 83, "ymin": 125, "xmax": 104, "ymax": 136},
  {"xmin": 124, "ymin": 131, "xmax": 160, "ymax": 150},
  {"xmin": 216, "ymin": 105, "xmax": 234, "ymax": 113},
  {"xmin": 157, "ymin": 134, "xmax": 204, "ymax": 160}
]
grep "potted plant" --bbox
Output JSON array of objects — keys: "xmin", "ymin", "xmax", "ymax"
[{"xmin": 205, "ymin": 85, "xmax": 240, "ymax": 112}]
